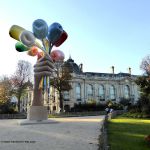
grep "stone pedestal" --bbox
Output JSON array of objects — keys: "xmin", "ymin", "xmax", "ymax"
[
  {"xmin": 18, "ymin": 106, "xmax": 58, "ymax": 125},
  {"xmin": 18, "ymin": 119, "xmax": 58, "ymax": 125},
  {"xmin": 27, "ymin": 106, "xmax": 48, "ymax": 121}
]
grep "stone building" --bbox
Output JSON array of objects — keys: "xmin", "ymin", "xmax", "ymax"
[
  {"xmin": 62, "ymin": 57, "xmax": 140, "ymax": 111},
  {"xmin": 24, "ymin": 57, "xmax": 140, "ymax": 113}
]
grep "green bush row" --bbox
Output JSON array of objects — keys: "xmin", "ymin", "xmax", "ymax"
[{"xmin": 122, "ymin": 112, "xmax": 150, "ymax": 118}]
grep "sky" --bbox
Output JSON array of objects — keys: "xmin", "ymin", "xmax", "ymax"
[{"xmin": 0, "ymin": 0, "xmax": 150, "ymax": 76}]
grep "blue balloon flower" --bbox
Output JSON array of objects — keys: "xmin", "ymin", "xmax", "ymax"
[
  {"xmin": 32, "ymin": 19, "xmax": 48, "ymax": 39},
  {"xmin": 47, "ymin": 22, "xmax": 63, "ymax": 44}
]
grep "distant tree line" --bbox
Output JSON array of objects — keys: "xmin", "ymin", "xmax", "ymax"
[
  {"xmin": 134, "ymin": 55, "xmax": 150, "ymax": 115},
  {"xmin": 0, "ymin": 59, "xmax": 72, "ymax": 114},
  {"xmin": 0, "ymin": 60, "xmax": 33, "ymax": 113}
]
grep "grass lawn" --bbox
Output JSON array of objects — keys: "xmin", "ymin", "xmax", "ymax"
[{"xmin": 108, "ymin": 116, "xmax": 150, "ymax": 150}]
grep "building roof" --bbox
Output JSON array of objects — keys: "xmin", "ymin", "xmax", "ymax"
[
  {"xmin": 63, "ymin": 57, "xmax": 82, "ymax": 74},
  {"xmin": 83, "ymin": 72, "xmax": 133, "ymax": 77},
  {"xmin": 64, "ymin": 57, "xmax": 138, "ymax": 77}
]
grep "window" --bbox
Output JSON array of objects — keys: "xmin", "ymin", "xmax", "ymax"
[
  {"xmin": 87, "ymin": 84, "xmax": 93, "ymax": 97},
  {"xmin": 110, "ymin": 85, "xmax": 115, "ymax": 100},
  {"xmin": 76, "ymin": 83, "xmax": 81, "ymax": 101},
  {"xmin": 63, "ymin": 91, "xmax": 69, "ymax": 101},
  {"xmin": 124, "ymin": 85, "xmax": 130, "ymax": 99},
  {"xmin": 98, "ymin": 85, "xmax": 105, "ymax": 101},
  {"xmin": 53, "ymin": 106, "xmax": 56, "ymax": 111}
]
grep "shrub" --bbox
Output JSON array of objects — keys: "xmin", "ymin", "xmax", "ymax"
[
  {"xmin": 119, "ymin": 98, "xmax": 131, "ymax": 106},
  {"xmin": 0, "ymin": 102, "xmax": 17, "ymax": 114},
  {"xmin": 71, "ymin": 103, "xmax": 107, "ymax": 112},
  {"xmin": 106, "ymin": 100, "xmax": 123, "ymax": 110},
  {"xmin": 145, "ymin": 135, "xmax": 150, "ymax": 146}
]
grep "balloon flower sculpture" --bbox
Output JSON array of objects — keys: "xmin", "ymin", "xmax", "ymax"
[
  {"xmin": 9, "ymin": 19, "xmax": 68, "ymax": 121},
  {"xmin": 9, "ymin": 19, "xmax": 67, "ymax": 89}
]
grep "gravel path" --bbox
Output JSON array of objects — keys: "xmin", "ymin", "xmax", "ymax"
[{"xmin": 0, "ymin": 115, "xmax": 105, "ymax": 150}]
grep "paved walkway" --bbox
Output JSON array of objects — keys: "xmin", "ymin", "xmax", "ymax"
[{"xmin": 0, "ymin": 115, "xmax": 105, "ymax": 150}]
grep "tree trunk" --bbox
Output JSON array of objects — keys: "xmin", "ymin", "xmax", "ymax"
[
  {"xmin": 17, "ymin": 97, "xmax": 20, "ymax": 112},
  {"xmin": 17, "ymin": 92, "xmax": 22, "ymax": 112},
  {"xmin": 59, "ymin": 91, "xmax": 63, "ymax": 112}
]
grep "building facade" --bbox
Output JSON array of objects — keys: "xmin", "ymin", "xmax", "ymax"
[
  {"xmin": 23, "ymin": 57, "xmax": 140, "ymax": 113},
  {"xmin": 62, "ymin": 57, "xmax": 140, "ymax": 111}
]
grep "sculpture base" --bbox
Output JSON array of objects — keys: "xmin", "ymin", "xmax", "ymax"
[
  {"xmin": 27, "ymin": 106, "xmax": 48, "ymax": 121},
  {"xmin": 18, "ymin": 119, "xmax": 58, "ymax": 125}
]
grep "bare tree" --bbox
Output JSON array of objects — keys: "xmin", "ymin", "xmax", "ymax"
[
  {"xmin": 11, "ymin": 60, "xmax": 33, "ymax": 112},
  {"xmin": 140, "ymin": 55, "xmax": 150, "ymax": 75},
  {"xmin": 0, "ymin": 76, "xmax": 12, "ymax": 105},
  {"xmin": 136, "ymin": 54, "xmax": 150, "ymax": 114},
  {"xmin": 50, "ymin": 62, "xmax": 72, "ymax": 112}
]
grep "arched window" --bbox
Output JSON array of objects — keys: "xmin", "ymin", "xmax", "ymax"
[
  {"xmin": 63, "ymin": 91, "xmax": 69, "ymax": 101},
  {"xmin": 98, "ymin": 85, "xmax": 105, "ymax": 101},
  {"xmin": 87, "ymin": 84, "xmax": 93, "ymax": 97},
  {"xmin": 110, "ymin": 85, "xmax": 115, "ymax": 100},
  {"xmin": 124, "ymin": 85, "xmax": 130, "ymax": 99},
  {"xmin": 76, "ymin": 83, "xmax": 81, "ymax": 101}
]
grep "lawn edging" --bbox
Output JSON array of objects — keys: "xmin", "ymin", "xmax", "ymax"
[
  {"xmin": 98, "ymin": 110, "xmax": 126, "ymax": 150},
  {"xmin": 98, "ymin": 115, "xmax": 109, "ymax": 150}
]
